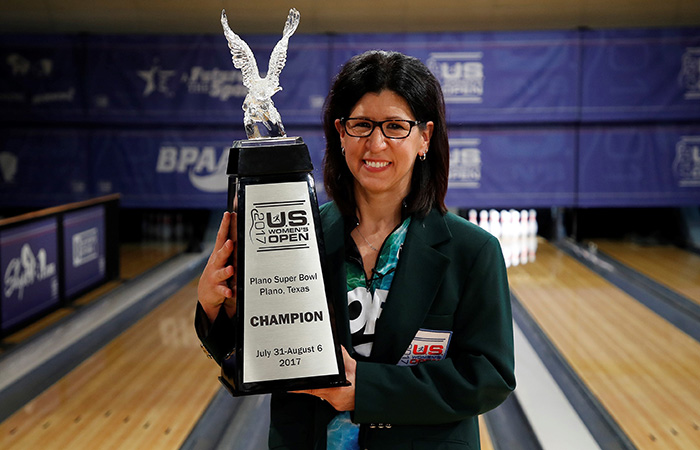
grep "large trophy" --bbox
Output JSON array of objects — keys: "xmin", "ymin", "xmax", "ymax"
[{"xmin": 218, "ymin": 9, "xmax": 347, "ymax": 396}]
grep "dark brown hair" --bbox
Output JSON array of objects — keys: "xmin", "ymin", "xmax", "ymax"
[{"xmin": 322, "ymin": 50, "xmax": 449, "ymax": 218}]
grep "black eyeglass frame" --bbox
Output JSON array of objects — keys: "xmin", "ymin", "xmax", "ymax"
[{"xmin": 340, "ymin": 117, "xmax": 425, "ymax": 139}]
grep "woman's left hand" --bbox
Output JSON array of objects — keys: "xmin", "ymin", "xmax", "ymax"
[{"xmin": 292, "ymin": 346, "xmax": 356, "ymax": 411}]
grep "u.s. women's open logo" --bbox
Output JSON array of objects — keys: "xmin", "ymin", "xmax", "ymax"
[
  {"xmin": 673, "ymin": 136, "xmax": 700, "ymax": 187},
  {"xmin": 248, "ymin": 201, "xmax": 311, "ymax": 252},
  {"xmin": 427, "ymin": 52, "xmax": 485, "ymax": 104}
]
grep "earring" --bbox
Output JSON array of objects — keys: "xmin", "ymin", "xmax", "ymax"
[
  {"xmin": 341, "ymin": 147, "xmax": 345, "ymax": 157},
  {"xmin": 419, "ymin": 152, "xmax": 427, "ymax": 161}
]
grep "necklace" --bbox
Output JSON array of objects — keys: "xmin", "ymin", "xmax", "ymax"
[{"xmin": 355, "ymin": 226, "xmax": 379, "ymax": 252}]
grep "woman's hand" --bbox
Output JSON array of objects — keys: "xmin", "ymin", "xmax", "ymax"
[
  {"xmin": 292, "ymin": 346, "xmax": 357, "ymax": 411},
  {"xmin": 198, "ymin": 211, "xmax": 237, "ymax": 322}
]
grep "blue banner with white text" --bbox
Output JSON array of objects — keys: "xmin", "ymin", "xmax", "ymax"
[
  {"xmin": 89, "ymin": 128, "xmax": 328, "ymax": 209},
  {"xmin": 581, "ymin": 28, "xmax": 700, "ymax": 122},
  {"xmin": 2, "ymin": 28, "xmax": 698, "ymax": 126},
  {"xmin": 0, "ymin": 35, "xmax": 85, "ymax": 123},
  {"xmin": 445, "ymin": 127, "xmax": 577, "ymax": 208},
  {"xmin": 63, "ymin": 205, "xmax": 107, "ymax": 298},
  {"xmin": 331, "ymin": 31, "xmax": 581, "ymax": 125},
  {"xmin": 90, "ymin": 129, "xmax": 232, "ymax": 208},
  {"xmin": 1, "ymin": 27, "xmax": 699, "ymax": 210},
  {"xmin": 1, "ymin": 217, "xmax": 60, "ymax": 331},
  {"xmin": 578, "ymin": 125, "xmax": 700, "ymax": 207},
  {"xmin": 84, "ymin": 34, "xmax": 330, "ymax": 125},
  {"xmin": 0, "ymin": 129, "xmax": 91, "ymax": 208}
]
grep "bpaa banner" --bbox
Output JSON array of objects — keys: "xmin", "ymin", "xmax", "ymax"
[
  {"xmin": 90, "ymin": 129, "xmax": 233, "ymax": 208},
  {"xmin": 90, "ymin": 128, "xmax": 328, "ymax": 209}
]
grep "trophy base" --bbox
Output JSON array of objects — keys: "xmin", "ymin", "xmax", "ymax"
[
  {"xmin": 218, "ymin": 378, "xmax": 351, "ymax": 398},
  {"xmin": 218, "ymin": 357, "xmax": 351, "ymax": 397}
]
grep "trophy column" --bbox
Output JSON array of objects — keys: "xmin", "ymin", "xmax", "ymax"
[{"xmin": 219, "ymin": 137, "xmax": 348, "ymax": 396}]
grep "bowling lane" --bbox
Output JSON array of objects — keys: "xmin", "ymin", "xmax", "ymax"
[
  {"xmin": 592, "ymin": 240, "xmax": 700, "ymax": 306},
  {"xmin": 479, "ymin": 417, "xmax": 494, "ymax": 450},
  {"xmin": 508, "ymin": 239, "xmax": 700, "ymax": 449},
  {"xmin": 116, "ymin": 242, "xmax": 189, "ymax": 281},
  {"xmin": 0, "ymin": 278, "xmax": 220, "ymax": 449}
]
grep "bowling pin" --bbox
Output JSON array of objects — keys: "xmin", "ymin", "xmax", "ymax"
[
  {"xmin": 511, "ymin": 210, "xmax": 521, "ymax": 237},
  {"xmin": 528, "ymin": 209, "xmax": 538, "ymax": 237},
  {"xmin": 510, "ymin": 210, "xmax": 521, "ymax": 266},
  {"xmin": 468, "ymin": 209, "xmax": 478, "ymax": 226},
  {"xmin": 489, "ymin": 209, "xmax": 501, "ymax": 239},
  {"xmin": 520, "ymin": 210, "xmax": 529, "ymax": 237},
  {"xmin": 499, "ymin": 210, "xmax": 511, "ymax": 266},
  {"xmin": 479, "ymin": 210, "xmax": 490, "ymax": 233}
]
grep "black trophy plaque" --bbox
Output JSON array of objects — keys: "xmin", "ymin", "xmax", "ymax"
[{"xmin": 218, "ymin": 137, "xmax": 348, "ymax": 396}]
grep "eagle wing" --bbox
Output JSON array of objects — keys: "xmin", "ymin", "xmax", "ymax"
[
  {"xmin": 265, "ymin": 8, "xmax": 300, "ymax": 89},
  {"xmin": 221, "ymin": 9, "xmax": 260, "ymax": 90}
]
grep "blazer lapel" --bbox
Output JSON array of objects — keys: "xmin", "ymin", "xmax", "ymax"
[{"xmin": 370, "ymin": 209, "xmax": 452, "ymax": 364}]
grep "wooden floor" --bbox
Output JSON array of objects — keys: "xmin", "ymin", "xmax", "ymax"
[
  {"xmin": 593, "ymin": 240, "xmax": 700, "ymax": 306},
  {"xmin": 508, "ymin": 239, "xmax": 700, "ymax": 449},
  {"xmin": 0, "ymin": 279, "xmax": 221, "ymax": 449}
]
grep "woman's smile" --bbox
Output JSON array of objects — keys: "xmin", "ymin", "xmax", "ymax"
[{"xmin": 364, "ymin": 159, "xmax": 391, "ymax": 170}]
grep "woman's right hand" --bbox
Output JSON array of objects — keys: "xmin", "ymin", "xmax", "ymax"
[{"xmin": 198, "ymin": 211, "xmax": 237, "ymax": 322}]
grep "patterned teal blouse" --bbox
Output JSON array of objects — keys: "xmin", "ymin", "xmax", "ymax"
[{"xmin": 327, "ymin": 217, "xmax": 411, "ymax": 450}]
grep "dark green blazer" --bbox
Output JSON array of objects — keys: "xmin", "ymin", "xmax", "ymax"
[{"xmin": 196, "ymin": 203, "xmax": 515, "ymax": 449}]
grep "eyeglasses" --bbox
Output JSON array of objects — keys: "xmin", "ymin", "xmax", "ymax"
[{"xmin": 341, "ymin": 118, "xmax": 424, "ymax": 139}]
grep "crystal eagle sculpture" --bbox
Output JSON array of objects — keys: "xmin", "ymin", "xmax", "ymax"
[{"xmin": 221, "ymin": 8, "xmax": 300, "ymax": 139}]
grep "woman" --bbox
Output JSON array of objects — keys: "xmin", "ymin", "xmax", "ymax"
[{"xmin": 196, "ymin": 50, "xmax": 515, "ymax": 449}]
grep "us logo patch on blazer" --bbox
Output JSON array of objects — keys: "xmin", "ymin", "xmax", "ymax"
[{"xmin": 398, "ymin": 329, "xmax": 452, "ymax": 366}]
